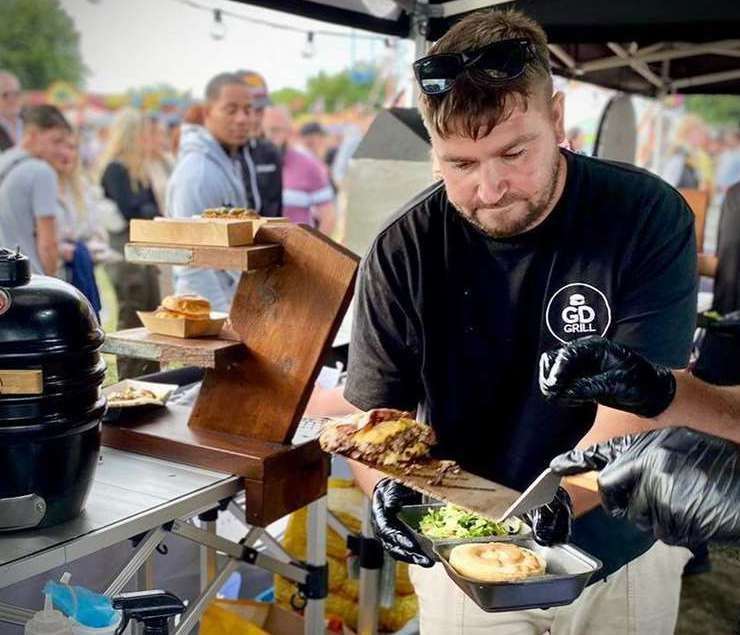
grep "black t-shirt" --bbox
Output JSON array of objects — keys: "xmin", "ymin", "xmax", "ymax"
[{"xmin": 345, "ymin": 150, "xmax": 698, "ymax": 574}]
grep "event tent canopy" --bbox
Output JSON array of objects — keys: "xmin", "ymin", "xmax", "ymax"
[{"xmin": 236, "ymin": 0, "xmax": 740, "ymax": 95}]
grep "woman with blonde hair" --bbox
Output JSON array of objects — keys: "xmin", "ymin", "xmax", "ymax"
[
  {"xmin": 51, "ymin": 132, "xmax": 116, "ymax": 317},
  {"xmin": 99, "ymin": 107, "xmax": 161, "ymax": 378}
]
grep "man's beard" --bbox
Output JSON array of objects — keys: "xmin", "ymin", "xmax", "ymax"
[{"xmin": 452, "ymin": 151, "xmax": 563, "ymax": 239}]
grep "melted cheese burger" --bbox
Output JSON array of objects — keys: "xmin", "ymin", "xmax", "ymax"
[{"xmin": 319, "ymin": 409, "xmax": 435, "ymax": 466}]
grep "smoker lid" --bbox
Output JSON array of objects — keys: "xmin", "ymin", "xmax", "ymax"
[{"xmin": 0, "ymin": 273, "xmax": 103, "ymax": 356}]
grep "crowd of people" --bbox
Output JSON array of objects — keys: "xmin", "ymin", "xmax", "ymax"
[{"xmin": 0, "ymin": 67, "xmax": 353, "ymax": 378}]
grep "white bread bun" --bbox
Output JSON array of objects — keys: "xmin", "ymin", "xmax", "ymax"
[
  {"xmin": 449, "ymin": 542, "xmax": 546, "ymax": 582},
  {"xmin": 160, "ymin": 294, "xmax": 211, "ymax": 319}
]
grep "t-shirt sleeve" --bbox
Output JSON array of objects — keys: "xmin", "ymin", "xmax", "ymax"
[
  {"xmin": 344, "ymin": 245, "xmax": 421, "ymax": 412},
  {"xmin": 611, "ymin": 185, "xmax": 698, "ymax": 368},
  {"xmin": 30, "ymin": 164, "xmax": 58, "ymax": 219}
]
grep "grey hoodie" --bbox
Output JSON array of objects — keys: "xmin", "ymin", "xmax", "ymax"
[{"xmin": 166, "ymin": 124, "xmax": 260, "ymax": 311}]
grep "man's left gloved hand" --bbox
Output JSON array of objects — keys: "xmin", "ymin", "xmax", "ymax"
[
  {"xmin": 550, "ymin": 427, "xmax": 740, "ymax": 548},
  {"xmin": 371, "ymin": 478, "xmax": 434, "ymax": 568},
  {"xmin": 525, "ymin": 487, "xmax": 572, "ymax": 546},
  {"xmin": 539, "ymin": 336, "xmax": 676, "ymax": 418}
]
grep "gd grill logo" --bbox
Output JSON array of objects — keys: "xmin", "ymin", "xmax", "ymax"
[
  {"xmin": 0, "ymin": 289, "xmax": 10, "ymax": 317},
  {"xmin": 545, "ymin": 283, "xmax": 611, "ymax": 344}
]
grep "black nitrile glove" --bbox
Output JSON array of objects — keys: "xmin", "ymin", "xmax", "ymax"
[
  {"xmin": 525, "ymin": 487, "xmax": 572, "ymax": 546},
  {"xmin": 371, "ymin": 478, "xmax": 434, "ymax": 568},
  {"xmin": 550, "ymin": 428, "xmax": 740, "ymax": 548},
  {"xmin": 539, "ymin": 336, "xmax": 676, "ymax": 418}
]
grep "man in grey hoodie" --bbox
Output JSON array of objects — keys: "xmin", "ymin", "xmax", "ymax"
[{"xmin": 167, "ymin": 73, "xmax": 261, "ymax": 312}]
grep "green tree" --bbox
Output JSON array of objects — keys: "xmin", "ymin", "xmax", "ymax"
[
  {"xmin": 685, "ymin": 95, "xmax": 740, "ymax": 126},
  {"xmin": 271, "ymin": 86, "xmax": 307, "ymax": 113},
  {"xmin": 305, "ymin": 68, "xmax": 377, "ymax": 113},
  {"xmin": 270, "ymin": 66, "xmax": 382, "ymax": 115},
  {"xmin": 0, "ymin": 0, "xmax": 87, "ymax": 90}
]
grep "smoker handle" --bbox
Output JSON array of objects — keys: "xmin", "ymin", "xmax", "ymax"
[{"xmin": 0, "ymin": 494, "xmax": 46, "ymax": 531}]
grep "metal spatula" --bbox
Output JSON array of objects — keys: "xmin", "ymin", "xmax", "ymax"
[{"xmin": 497, "ymin": 467, "xmax": 562, "ymax": 521}]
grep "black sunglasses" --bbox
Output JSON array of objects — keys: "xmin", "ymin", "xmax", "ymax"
[{"xmin": 413, "ymin": 38, "xmax": 541, "ymax": 96}]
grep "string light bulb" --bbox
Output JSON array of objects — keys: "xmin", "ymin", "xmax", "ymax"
[
  {"xmin": 210, "ymin": 9, "xmax": 226, "ymax": 41},
  {"xmin": 302, "ymin": 31, "xmax": 316, "ymax": 59}
]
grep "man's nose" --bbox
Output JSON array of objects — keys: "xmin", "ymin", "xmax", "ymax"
[{"xmin": 476, "ymin": 163, "xmax": 507, "ymax": 206}]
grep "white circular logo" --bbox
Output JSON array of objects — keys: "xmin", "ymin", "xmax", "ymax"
[
  {"xmin": 0, "ymin": 289, "xmax": 10, "ymax": 317},
  {"xmin": 545, "ymin": 283, "xmax": 611, "ymax": 344}
]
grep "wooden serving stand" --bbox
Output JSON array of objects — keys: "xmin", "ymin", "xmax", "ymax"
[{"xmin": 102, "ymin": 221, "xmax": 359, "ymax": 526}]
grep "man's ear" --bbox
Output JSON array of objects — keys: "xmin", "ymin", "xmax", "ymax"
[
  {"xmin": 202, "ymin": 101, "xmax": 213, "ymax": 122},
  {"xmin": 551, "ymin": 91, "xmax": 566, "ymax": 145},
  {"xmin": 22, "ymin": 126, "xmax": 37, "ymax": 151}
]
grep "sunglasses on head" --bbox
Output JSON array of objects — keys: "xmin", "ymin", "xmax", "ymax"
[{"xmin": 413, "ymin": 38, "xmax": 541, "ymax": 96}]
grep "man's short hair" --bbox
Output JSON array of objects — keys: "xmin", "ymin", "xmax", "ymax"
[
  {"xmin": 418, "ymin": 9, "xmax": 552, "ymax": 140},
  {"xmin": 299, "ymin": 122, "xmax": 326, "ymax": 137},
  {"xmin": 21, "ymin": 104, "xmax": 71, "ymax": 132},
  {"xmin": 205, "ymin": 72, "xmax": 248, "ymax": 101}
]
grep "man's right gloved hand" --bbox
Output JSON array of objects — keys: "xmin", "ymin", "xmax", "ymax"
[
  {"xmin": 371, "ymin": 478, "xmax": 434, "ymax": 568},
  {"xmin": 539, "ymin": 336, "xmax": 676, "ymax": 418}
]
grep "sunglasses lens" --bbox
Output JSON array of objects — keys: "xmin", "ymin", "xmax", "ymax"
[
  {"xmin": 420, "ymin": 78, "xmax": 454, "ymax": 94},
  {"xmin": 477, "ymin": 41, "xmax": 528, "ymax": 80},
  {"xmin": 415, "ymin": 55, "xmax": 462, "ymax": 94}
]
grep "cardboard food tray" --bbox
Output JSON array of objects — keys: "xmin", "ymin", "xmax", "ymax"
[
  {"xmin": 435, "ymin": 537, "xmax": 602, "ymax": 612},
  {"xmin": 137, "ymin": 311, "xmax": 227, "ymax": 338},
  {"xmin": 130, "ymin": 218, "xmax": 256, "ymax": 247},
  {"xmin": 398, "ymin": 503, "xmax": 530, "ymax": 562}
]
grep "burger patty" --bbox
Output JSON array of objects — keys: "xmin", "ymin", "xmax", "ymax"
[{"xmin": 320, "ymin": 419, "xmax": 434, "ymax": 466}]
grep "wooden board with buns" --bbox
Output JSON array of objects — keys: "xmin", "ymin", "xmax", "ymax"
[
  {"xmin": 102, "ymin": 327, "xmax": 244, "ymax": 368},
  {"xmin": 189, "ymin": 223, "xmax": 359, "ymax": 444},
  {"xmin": 101, "ymin": 220, "xmax": 359, "ymax": 527}
]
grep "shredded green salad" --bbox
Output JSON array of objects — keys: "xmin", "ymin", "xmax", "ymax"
[{"xmin": 418, "ymin": 504, "xmax": 522, "ymax": 539}]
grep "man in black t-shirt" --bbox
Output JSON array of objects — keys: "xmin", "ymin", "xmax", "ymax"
[{"xmin": 344, "ymin": 9, "xmax": 703, "ymax": 634}]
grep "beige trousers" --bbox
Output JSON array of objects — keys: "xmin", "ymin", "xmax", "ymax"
[{"xmin": 409, "ymin": 541, "xmax": 692, "ymax": 634}]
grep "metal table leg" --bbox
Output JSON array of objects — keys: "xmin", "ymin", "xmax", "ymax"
[
  {"xmin": 175, "ymin": 559, "xmax": 240, "ymax": 635},
  {"xmin": 305, "ymin": 496, "xmax": 327, "ymax": 635},
  {"xmin": 104, "ymin": 527, "xmax": 166, "ymax": 597},
  {"xmin": 199, "ymin": 519, "xmax": 218, "ymax": 592},
  {"xmin": 357, "ymin": 498, "xmax": 379, "ymax": 635}
]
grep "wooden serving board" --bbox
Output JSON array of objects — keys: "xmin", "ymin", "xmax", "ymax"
[
  {"xmin": 130, "ymin": 218, "xmax": 256, "ymax": 247},
  {"xmin": 351, "ymin": 457, "xmax": 523, "ymax": 521},
  {"xmin": 348, "ymin": 457, "xmax": 600, "ymax": 521}
]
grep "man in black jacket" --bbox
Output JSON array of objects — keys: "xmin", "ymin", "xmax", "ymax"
[{"xmin": 237, "ymin": 70, "xmax": 282, "ymax": 218}]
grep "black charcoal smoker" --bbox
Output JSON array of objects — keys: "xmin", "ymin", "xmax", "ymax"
[{"xmin": 0, "ymin": 248, "xmax": 106, "ymax": 531}]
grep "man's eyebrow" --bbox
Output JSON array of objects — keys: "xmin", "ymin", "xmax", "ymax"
[
  {"xmin": 498, "ymin": 132, "xmax": 539, "ymax": 153},
  {"xmin": 438, "ymin": 133, "xmax": 539, "ymax": 163}
]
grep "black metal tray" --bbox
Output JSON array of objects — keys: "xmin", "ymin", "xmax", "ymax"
[
  {"xmin": 435, "ymin": 537, "xmax": 602, "ymax": 612},
  {"xmin": 398, "ymin": 503, "xmax": 529, "ymax": 562}
]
